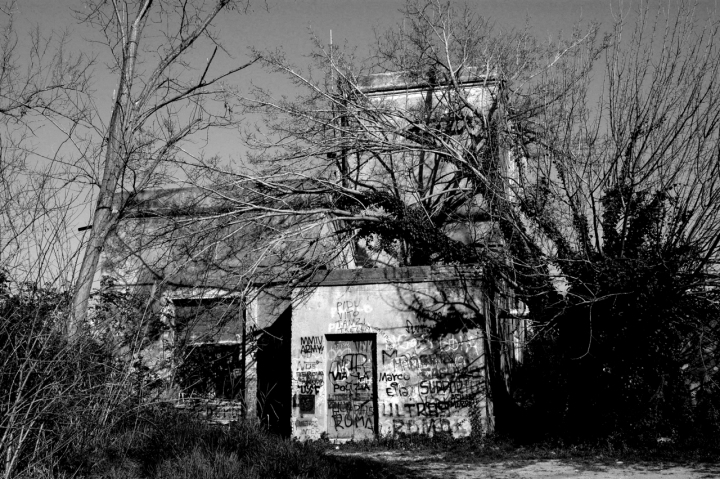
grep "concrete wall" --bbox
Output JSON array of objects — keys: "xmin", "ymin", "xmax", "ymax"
[{"xmin": 289, "ymin": 268, "xmax": 490, "ymax": 441}]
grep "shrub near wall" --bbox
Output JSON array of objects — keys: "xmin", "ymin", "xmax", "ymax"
[
  {"xmin": 513, "ymin": 256, "xmax": 720, "ymax": 446},
  {"xmin": 0, "ymin": 273, "xmax": 141, "ymax": 478}
]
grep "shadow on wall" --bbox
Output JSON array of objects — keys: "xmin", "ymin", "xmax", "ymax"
[{"xmin": 395, "ymin": 269, "xmax": 527, "ymax": 436}]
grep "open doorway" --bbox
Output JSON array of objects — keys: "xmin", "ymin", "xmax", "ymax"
[{"xmin": 255, "ymin": 306, "xmax": 292, "ymax": 436}]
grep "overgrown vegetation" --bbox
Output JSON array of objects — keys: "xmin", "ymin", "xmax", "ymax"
[
  {"xmin": 512, "ymin": 186, "xmax": 720, "ymax": 445},
  {"xmin": 0, "ymin": 272, "xmax": 133, "ymax": 477},
  {"xmin": 85, "ymin": 407, "xmax": 398, "ymax": 479},
  {"xmin": 0, "ymin": 274, "xmax": 402, "ymax": 478},
  {"xmin": 2, "ymin": 0, "xmax": 720, "ymax": 475},
  {"xmin": 212, "ymin": 0, "xmax": 720, "ymax": 446}
]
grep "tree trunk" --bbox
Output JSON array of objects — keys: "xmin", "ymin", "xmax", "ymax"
[{"xmin": 70, "ymin": 0, "xmax": 152, "ymax": 337}]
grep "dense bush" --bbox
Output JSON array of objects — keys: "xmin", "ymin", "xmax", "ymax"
[
  {"xmin": 54, "ymin": 405, "xmax": 396, "ymax": 479},
  {"xmin": 0, "ymin": 272, "xmax": 398, "ymax": 478},
  {"xmin": 512, "ymin": 188, "xmax": 720, "ymax": 446},
  {"xmin": 0, "ymin": 273, "xmax": 140, "ymax": 477}
]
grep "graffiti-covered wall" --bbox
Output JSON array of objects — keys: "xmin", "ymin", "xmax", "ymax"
[{"xmin": 290, "ymin": 267, "xmax": 490, "ymax": 441}]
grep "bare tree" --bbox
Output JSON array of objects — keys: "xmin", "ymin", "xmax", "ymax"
[
  {"xmin": 70, "ymin": 0, "xmax": 258, "ymax": 335},
  {"xmin": 511, "ymin": 1, "xmax": 720, "ymax": 437},
  {"xmin": 0, "ymin": 6, "xmax": 147, "ymax": 475},
  {"xmin": 0, "ymin": 1, "xmax": 92, "ymax": 288},
  {"xmin": 224, "ymin": 0, "xmax": 601, "ymax": 281},
  {"xmin": 160, "ymin": 0, "xmax": 600, "ymax": 433},
  {"xmin": 178, "ymin": 0, "xmax": 720, "ymax": 437},
  {"xmin": 94, "ymin": 0, "xmax": 720, "ymax": 438}
]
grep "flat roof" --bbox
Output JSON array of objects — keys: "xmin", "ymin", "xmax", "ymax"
[
  {"xmin": 299, "ymin": 265, "xmax": 483, "ymax": 287},
  {"xmin": 357, "ymin": 69, "xmax": 498, "ymax": 94}
]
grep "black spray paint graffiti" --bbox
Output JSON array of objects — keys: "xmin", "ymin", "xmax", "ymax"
[
  {"xmin": 381, "ymin": 349, "xmax": 470, "ymax": 373},
  {"xmin": 297, "ymin": 359, "xmax": 322, "ymax": 371},
  {"xmin": 385, "ymin": 382, "xmax": 411, "ymax": 397},
  {"xmin": 329, "ymin": 317, "xmax": 373, "ymax": 334},
  {"xmin": 376, "ymin": 329, "xmax": 485, "ymax": 439},
  {"xmin": 336, "ymin": 300, "xmax": 362, "ymax": 320},
  {"xmin": 405, "ymin": 319, "xmax": 430, "ymax": 335},
  {"xmin": 382, "ymin": 377, "xmax": 483, "ymax": 398},
  {"xmin": 379, "ymin": 372, "xmax": 410, "ymax": 382},
  {"xmin": 381, "ymin": 397, "xmax": 477, "ymax": 417},
  {"xmin": 329, "ymin": 301, "xmax": 371, "ymax": 333},
  {"xmin": 392, "ymin": 418, "xmax": 465, "ymax": 435},
  {"xmin": 328, "ymin": 397, "xmax": 375, "ymax": 432},
  {"xmin": 327, "ymin": 339, "xmax": 375, "ymax": 434},
  {"xmin": 418, "ymin": 377, "xmax": 483, "ymax": 396},
  {"xmin": 299, "ymin": 394, "xmax": 315, "ymax": 413},
  {"xmin": 328, "ymin": 351, "xmax": 372, "ymax": 393},
  {"xmin": 300, "ymin": 336, "xmax": 324, "ymax": 355},
  {"xmin": 297, "ymin": 371, "xmax": 323, "ymax": 394},
  {"xmin": 327, "ymin": 300, "xmax": 392, "ymax": 344}
]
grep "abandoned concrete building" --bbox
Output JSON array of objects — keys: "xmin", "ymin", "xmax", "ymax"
[{"xmin": 99, "ymin": 70, "xmax": 528, "ymax": 441}]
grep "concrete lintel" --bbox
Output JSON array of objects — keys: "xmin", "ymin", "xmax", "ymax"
[
  {"xmin": 299, "ymin": 265, "xmax": 483, "ymax": 287},
  {"xmin": 357, "ymin": 69, "xmax": 498, "ymax": 94}
]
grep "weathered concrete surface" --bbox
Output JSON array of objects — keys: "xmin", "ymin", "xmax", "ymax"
[
  {"xmin": 290, "ymin": 268, "xmax": 495, "ymax": 441},
  {"xmin": 329, "ymin": 451, "xmax": 720, "ymax": 479},
  {"xmin": 358, "ymin": 69, "xmax": 497, "ymax": 114}
]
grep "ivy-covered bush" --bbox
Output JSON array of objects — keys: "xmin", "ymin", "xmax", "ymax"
[{"xmin": 513, "ymin": 187, "xmax": 720, "ymax": 446}]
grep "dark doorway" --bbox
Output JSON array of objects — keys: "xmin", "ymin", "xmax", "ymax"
[{"xmin": 255, "ymin": 306, "xmax": 292, "ymax": 437}]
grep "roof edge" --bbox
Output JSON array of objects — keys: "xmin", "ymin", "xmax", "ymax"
[
  {"xmin": 298, "ymin": 265, "xmax": 484, "ymax": 287},
  {"xmin": 357, "ymin": 69, "xmax": 499, "ymax": 94}
]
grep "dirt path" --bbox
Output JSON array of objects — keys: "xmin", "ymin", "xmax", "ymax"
[{"xmin": 330, "ymin": 450, "xmax": 720, "ymax": 479}]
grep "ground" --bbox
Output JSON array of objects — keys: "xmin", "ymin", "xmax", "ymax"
[{"xmin": 328, "ymin": 450, "xmax": 720, "ymax": 479}]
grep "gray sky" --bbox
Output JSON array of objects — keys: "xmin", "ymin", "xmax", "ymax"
[
  {"xmin": 10, "ymin": 0, "xmax": 719, "ymax": 230},
  {"xmin": 15, "ymin": 0, "xmax": 717, "ymax": 164}
]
